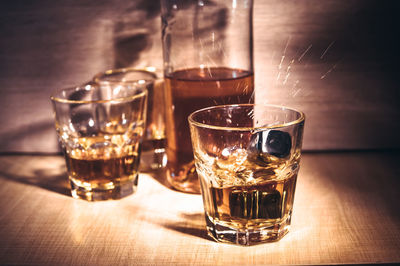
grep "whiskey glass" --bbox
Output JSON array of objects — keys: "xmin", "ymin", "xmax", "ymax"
[
  {"xmin": 189, "ymin": 104, "xmax": 305, "ymax": 245},
  {"xmin": 93, "ymin": 68, "xmax": 166, "ymax": 171},
  {"xmin": 51, "ymin": 82, "xmax": 147, "ymax": 201},
  {"xmin": 161, "ymin": 0, "xmax": 254, "ymax": 193}
]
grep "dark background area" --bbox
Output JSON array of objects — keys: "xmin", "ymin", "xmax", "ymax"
[{"xmin": 0, "ymin": 0, "xmax": 399, "ymax": 152}]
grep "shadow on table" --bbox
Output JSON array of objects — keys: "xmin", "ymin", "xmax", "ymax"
[
  {"xmin": 160, "ymin": 212, "xmax": 213, "ymax": 242},
  {"xmin": 0, "ymin": 156, "xmax": 70, "ymax": 197},
  {"xmin": 140, "ymin": 168, "xmax": 213, "ymax": 241}
]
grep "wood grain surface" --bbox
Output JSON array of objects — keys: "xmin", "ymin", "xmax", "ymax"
[
  {"xmin": 1, "ymin": 0, "xmax": 400, "ymax": 153},
  {"xmin": 0, "ymin": 152, "xmax": 399, "ymax": 265}
]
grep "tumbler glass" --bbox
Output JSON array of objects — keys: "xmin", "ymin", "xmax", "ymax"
[
  {"xmin": 51, "ymin": 83, "xmax": 147, "ymax": 201},
  {"xmin": 93, "ymin": 68, "xmax": 166, "ymax": 171},
  {"xmin": 161, "ymin": 0, "xmax": 254, "ymax": 193},
  {"xmin": 189, "ymin": 104, "xmax": 305, "ymax": 245}
]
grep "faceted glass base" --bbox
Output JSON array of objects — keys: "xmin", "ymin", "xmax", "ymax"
[
  {"xmin": 205, "ymin": 215, "xmax": 291, "ymax": 246},
  {"xmin": 70, "ymin": 175, "xmax": 138, "ymax": 201},
  {"xmin": 166, "ymin": 162, "xmax": 201, "ymax": 194}
]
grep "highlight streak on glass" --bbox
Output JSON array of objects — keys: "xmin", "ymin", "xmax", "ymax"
[
  {"xmin": 291, "ymin": 80, "xmax": 300, "ymax": 98},
  {"xmin": 279, "ymin": 36, "xmax": 291, "ymax": 70},
  {"xmin": 283, "ymin": 59, "xmax": 294, "ymax": 85},
  {"xmin": 320, "ymin": 62, "xmax": 339, "ymax": 79},
  {"xmin": 320, "ymin": 41, "xmax": 335, "ymax": 59},
  {"xmin": 298, "ymin": 44, "xmax": 312, "ymax": 62}
]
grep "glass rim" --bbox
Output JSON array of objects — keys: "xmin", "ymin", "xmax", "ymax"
[
  {"xmin": 92, "ymin": 67, "xmax": 157, "ymax": 85},
  {"xmin": 50, "ymin": 84, "xmax": 147, "ymax": 104},
  {"xmin": 188, "ymin": 103, "xmax": 305, "ymax": 131}
]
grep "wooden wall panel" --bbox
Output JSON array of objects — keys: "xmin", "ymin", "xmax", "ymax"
[
  {"xmin": 0, "ymin": 0, "xmax": 399, "ymax": 152},
  {"xmin": 253, "ymin": 0, "xmax": 400, "ymax": 150}
]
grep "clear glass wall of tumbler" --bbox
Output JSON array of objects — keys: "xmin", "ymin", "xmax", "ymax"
[
  {"xmin": 93, "ymin": 69, "xmax": 166, "ymax": 172},
  {"xmin": 161, "ymin": 0, "xmax": 254, "ymax": 193}
]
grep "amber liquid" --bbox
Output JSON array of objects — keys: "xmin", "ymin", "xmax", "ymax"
[
  {"xmin": 63, "ymin": 135, "xmax": 141, "ymax": 200},
  {"xmin": 164, "ymin": 67, "xmax": 254, "ymax": 193},
  {"xmin": 201, "ymin": 174, "xmax": 297, "ymax": 230},
  {"xmin": 66, "ymin": 154, "xmax": 139, "ymax": 187}
]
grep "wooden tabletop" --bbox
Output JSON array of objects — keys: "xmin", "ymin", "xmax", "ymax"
[{"xmin": 0, "ymin": 151, "xmax": 399, "ymax": 265}]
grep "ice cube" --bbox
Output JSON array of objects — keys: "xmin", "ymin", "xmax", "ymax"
[
  {"xmin": 215, "ymin": 148, "xmax": 247, "ymax": 172},
  {"xmin": 266, "ymin": 130, "xmax": 292, "ymax": 158},
  {"xmin": 247, "ymin": 130, "xmax": 292, "ymax": 162}
]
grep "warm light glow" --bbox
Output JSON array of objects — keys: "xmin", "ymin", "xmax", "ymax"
[
  {"xmin": 145, "ymin": 66, "xmax": 156, "ymax": 72},
  {"xmin": 221, "ymin": 148, "xmax": 230, "ymax": 157},
  {"xmin": 113, "ymin": 85, "xmax": 122, "ymax": 95},
  {"xmin": 232, "ymin": 0, "xmax": 237, "ymax": 8}
]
